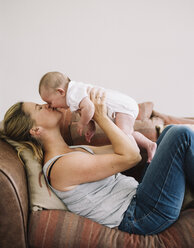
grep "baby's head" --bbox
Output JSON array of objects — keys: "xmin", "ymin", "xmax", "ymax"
[{"xmin": 39, "ymin": 71, "xmax": 70, "ymax": 108}]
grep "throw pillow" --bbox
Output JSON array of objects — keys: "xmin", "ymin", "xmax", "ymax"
[{"xmin": 3, "ymin": 138, "xmax": 67, "ymax": 211}]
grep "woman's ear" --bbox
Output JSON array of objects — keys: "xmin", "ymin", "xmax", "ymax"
[
  {"xmin": 30, "ymin": 127, "xmax": 42, "ymax": 137},
  {"xmin": 56, "ymin": 88, "xmax": 66, "ymax": 96}
]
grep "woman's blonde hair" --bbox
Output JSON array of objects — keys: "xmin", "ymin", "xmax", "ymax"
[{"xmin": 0, "ymin": 102, "xmax": 43, "ymax": 163}]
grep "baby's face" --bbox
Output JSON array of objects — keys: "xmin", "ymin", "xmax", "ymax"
[{"xmin": 41, "ymin": 89, "xmax": 66, "ymax": 108}]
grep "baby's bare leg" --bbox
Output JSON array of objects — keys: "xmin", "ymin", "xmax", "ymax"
[{"xmin": 115, "ymin": 113, "xmax": 157, "ymax": 162}]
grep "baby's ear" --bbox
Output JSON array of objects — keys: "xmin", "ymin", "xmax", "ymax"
[{"xmin": 56, "ymin": 88, "xmax": 66, "ymax": 96}]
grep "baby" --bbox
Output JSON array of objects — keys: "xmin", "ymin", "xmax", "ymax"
[{"xmin": 39, "ymin": 71, "xmax": 157, "ymax": 162}]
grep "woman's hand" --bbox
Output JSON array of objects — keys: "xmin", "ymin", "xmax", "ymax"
[{"xmin": 90, "ymin": 88, "xmax": 107, "ymax": 122}]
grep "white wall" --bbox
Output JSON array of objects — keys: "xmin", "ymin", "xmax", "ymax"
[{"xmin": 1, "ymin": 0, "xmax": 194, "ymax": 120}]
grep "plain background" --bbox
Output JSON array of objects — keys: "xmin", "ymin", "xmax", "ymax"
[{"xmin": 1, "ymin": 0, "xmax": 194, "ymax": 121}]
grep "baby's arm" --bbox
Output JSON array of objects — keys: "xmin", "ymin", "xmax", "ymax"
[{"xmin": 77, "ymin": 97, "xmax": 95, "ymax": 136}]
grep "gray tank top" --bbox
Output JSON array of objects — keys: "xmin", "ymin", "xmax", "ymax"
[{"xmin": 43, "ymin": 145, "xmax": 138, "ymax": 228}]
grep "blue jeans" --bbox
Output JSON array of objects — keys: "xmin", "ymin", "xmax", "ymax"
[{"xmin": 118, "ymin": 125, "xmax": 194, "ymax": 235}]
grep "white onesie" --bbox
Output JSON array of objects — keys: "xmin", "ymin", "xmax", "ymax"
[{"xmin": 66, "ymin": 81, "xmax": 139, "ymax": 120}]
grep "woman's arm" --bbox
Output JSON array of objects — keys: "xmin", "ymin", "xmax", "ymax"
[
  {"xmin": 50, "ymin": 91, "xmax": 142, "ymax": 190},
  {"xmin": 86, "ymin": 144, "xmax": 114, "ymax": 154}
]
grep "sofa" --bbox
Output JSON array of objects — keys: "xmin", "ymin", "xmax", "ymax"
[{"xmin": 0, "ymin": 102, "xmax": 194, "ymax": 248}]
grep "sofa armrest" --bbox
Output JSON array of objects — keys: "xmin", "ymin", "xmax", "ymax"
[{"xmin": 0, "ymin": 139, "xmax": 29, "ymax": 248}]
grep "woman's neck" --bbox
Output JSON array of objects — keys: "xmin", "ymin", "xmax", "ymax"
[{"xmin": 42, "ymin": 129, "xmax": 71, "ymax": 162}]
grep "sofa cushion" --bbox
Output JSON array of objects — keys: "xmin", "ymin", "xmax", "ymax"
[
  {"xmin": 152, "ymin": 110, "xmax": 194, "ymax": 125},
  {"xmin": 2, "ymin": 138, "xmax": 67, "ymax": 211},
  {"xmin": 136, "ymin": 102, "xmax": 154, "ymax": 120},
  {"xmin": 134, "ymin": 117, "xmax": 164, "ymax": 142},
  {"xmin": 28, "ymin": 209, "xmax": 194, "ymax": 248}
]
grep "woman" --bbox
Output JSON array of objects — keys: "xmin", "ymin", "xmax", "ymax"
[{"xmin": 1, "ymin": 91, "xmax": 194, "ymax": 235}]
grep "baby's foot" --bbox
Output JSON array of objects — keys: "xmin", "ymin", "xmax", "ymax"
[{"xmin": 147, "ymin": 142, "xmax": 157, "ymax": 163}]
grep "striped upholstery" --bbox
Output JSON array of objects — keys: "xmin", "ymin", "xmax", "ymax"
[{"xmin": 28, "ymin": 208, "xmax": 194, "ymax": 248}]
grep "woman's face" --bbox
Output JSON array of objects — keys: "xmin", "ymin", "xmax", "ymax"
[{"xmin": 23, "ymin": 102, "xmax": 62, "ymax": 129}]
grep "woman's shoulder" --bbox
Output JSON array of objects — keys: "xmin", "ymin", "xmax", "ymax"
[
  {"xmin": 43, "ymin": 145, "xmax": 94, "ymax": 170},
  {"xmin": 43, "ymin": 154, "xmax": 64, "ymax": 172}
]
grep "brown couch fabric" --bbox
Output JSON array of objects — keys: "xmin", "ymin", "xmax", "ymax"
[
  {"xmin": 152, "ymin": 110, "xmax": 194, "ymax": 125},
  {"xmin": 0, "ymin": 140, "xmax": 29, "ymax": 248},
  {"xmin": 28, "ymin": 209, "xmax": 194, "ymax": 248}
]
